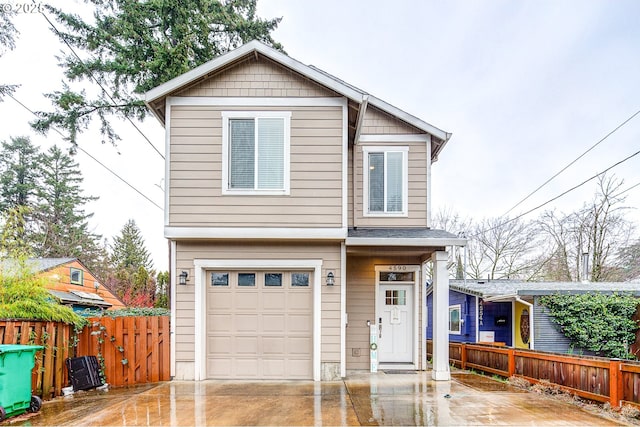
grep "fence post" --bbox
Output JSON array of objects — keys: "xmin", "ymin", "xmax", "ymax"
[
  {"xmin": 461, "ymin": 343, "xmax": 467, "ymax": 370},
  {"xmin": 508, "ymin": 348, "xmax": 515, "ymax": 377},
  {"xmin": 609, "ymin": 359, "xmax": 622, "ymax": 409}
]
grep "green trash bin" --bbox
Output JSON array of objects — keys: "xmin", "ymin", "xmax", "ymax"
[{"xmin": 0, "ymin": 344, "xmax": 44, "ymax": 421}]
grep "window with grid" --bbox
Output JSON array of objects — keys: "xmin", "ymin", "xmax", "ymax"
[
  {"xmin": 223, "ymin": 112, "xmax": 290, "ymax": 194},
  {"xmin": 363, "ymin": 146, "xmax": 408, "ymax": 215}
]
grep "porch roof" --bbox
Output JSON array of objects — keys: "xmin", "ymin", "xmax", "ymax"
[
  {"xmin": 346, "ymin": 228, "xmax": 466, "ymax": 247},
  {"xmin": 49, "ymin": 290, "xmax": 113, "ymax": 308}
]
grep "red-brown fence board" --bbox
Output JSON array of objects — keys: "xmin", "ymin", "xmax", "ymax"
[
  {"xmin": 1, "ymin": 316, "xmax": 170, "ymax": 400},
  {"xmin": 427, "ymin": 340, "xmax": 640, "ymax": 408}
]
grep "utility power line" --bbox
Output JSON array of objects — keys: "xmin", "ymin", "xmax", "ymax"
[
  {"xmin": 470, "ymin": 146, "xmax": 640, "ymax": 238},
  {"xmin": 37, "ymin": 7, "xmax": 165, "ymax": 160},
  {"xmin": 502, "ymin": 108, "xmax": 640, "ymax": 217},
  {"xmin": 8, "ymin": 93, "xmax": 163, "ymax": 211}
]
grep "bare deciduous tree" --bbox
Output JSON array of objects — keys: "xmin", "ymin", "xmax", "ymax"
[{"xmin": 537, "ymin": 175, "xmax": 634, "ymax": 281}]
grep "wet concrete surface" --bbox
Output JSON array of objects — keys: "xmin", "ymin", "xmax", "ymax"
[{"xmin": 3, "ymin": 371, "xmax": 624, "ymax": 426}]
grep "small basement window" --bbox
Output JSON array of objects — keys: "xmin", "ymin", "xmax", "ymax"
[{"xmin": 70, "ymin": 268, "xmax": 83, "ymax": 285}]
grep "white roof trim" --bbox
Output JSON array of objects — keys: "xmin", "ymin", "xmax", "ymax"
[{"xmin": 144, "ymin": 40, "xmax": 450, "ymax": 141}]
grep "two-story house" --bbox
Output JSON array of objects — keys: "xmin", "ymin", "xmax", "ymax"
[{"xmin": 145, "ymin": 41, "xmax": 464, "ymax": 382}]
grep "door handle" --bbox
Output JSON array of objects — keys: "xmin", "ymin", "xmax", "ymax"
[{"xmin": 378, "ymin": 317, "xmax": 382, "ymax": 338}]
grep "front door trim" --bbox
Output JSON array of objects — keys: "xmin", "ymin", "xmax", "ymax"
[{"xmin": 374, "ymin": 264, "xmax": 420, "ymax": 369}]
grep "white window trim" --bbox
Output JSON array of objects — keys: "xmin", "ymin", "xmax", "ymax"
[
  {"xmin": 221, "ymin": 111, "xmax": 291, "ymax": 195},
  {"xmin": 449, "ymin": 304, "xmax": 462, "ymax": 335},
  {"xmin": 193, "ymin": 259, "xmax": 322, "ymax": 381},
  {"xmin": 362, "ymin": 146, "xmax": 409, "ymax": 217},
  {"xmin": 70, "ymin": 267, "xmax": 83, "ymax": 285}
]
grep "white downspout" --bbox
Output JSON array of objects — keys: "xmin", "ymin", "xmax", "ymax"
[{"xmin": 352, "ymin": 95, "xmax": 368, "ymax": 229}]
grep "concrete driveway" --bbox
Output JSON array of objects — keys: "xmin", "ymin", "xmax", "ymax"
[{"xmin": 6, "ymin": 371, "xmax": 623, "ymax": 426}]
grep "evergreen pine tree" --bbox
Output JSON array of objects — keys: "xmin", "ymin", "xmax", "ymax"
[
  {"xmin": 33, "ymin": 145, "xmax": 106, "ymax": 273},
  {"xmin": 0, "ymin": 136, "xmax": 40, "ymax": 212},
  {"xmin": 111, "ymin": 219, "xmax": 153, "ymax": 271}
]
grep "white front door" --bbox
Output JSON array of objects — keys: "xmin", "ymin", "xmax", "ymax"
[{"xmin": 378, "ymin": 283, "xmax": 413, "ymax": 363}]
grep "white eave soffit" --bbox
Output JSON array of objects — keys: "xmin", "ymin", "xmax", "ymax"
[{"xmin": 143, "ymin": 40, "xmax": 450, "ymax": 142}]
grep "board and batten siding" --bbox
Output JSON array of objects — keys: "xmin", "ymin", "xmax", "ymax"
[
  {"xmin": 174, "ymin": 241, "xmax": 342, "ymax": 367},
  {"xmin": 346, "ymin": 254, "xmax": 424, "ymax": 371},
  {"xmin": 348, "ymin": 140, "xmax": 428, "ymax": 227},
  {"xmin": 169, "ymin": 105, "xmax": 343, "ymax": 227}
]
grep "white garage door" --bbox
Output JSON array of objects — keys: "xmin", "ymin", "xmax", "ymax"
[{"xmin": 206, "ymin": 270, "xmax": 313, "ymax": 379}]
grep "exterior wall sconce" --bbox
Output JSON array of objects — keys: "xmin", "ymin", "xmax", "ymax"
[
  {"xmin": 326, "ymin": 271, "xmax": 335, "ymax": 286},
  {"xmin": 179, "ymin": 271, "xmax": 189, "ymax": 285}
]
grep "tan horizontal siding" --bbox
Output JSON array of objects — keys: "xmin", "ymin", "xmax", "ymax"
[
  {"xmin": 175, "ymin": 241, "xmax": 342, "ymax": 363},
  {"xmin": 168, "ymin": 105, "xmax": 343, "ymax": 228},
  {"xmin": 350, "ymin": 141, "xmax": 428, "ymax": 228},
  {"xmin": 177, "ymin": 56, "xmax": 339, "ymax": 98},
  {"xmin": 361, "ymin": 106, "xmax": 421, "ymax": 134}
]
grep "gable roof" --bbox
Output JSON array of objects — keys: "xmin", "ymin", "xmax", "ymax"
[{"xmin": 144, "ymin": 40, "xmax": 452, "ymax": 159}]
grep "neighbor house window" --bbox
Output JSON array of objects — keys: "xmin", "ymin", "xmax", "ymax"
[
  {"xmin": 222, "ymin": 111, "xmax": 291, "ymax": 194},
  {"xmin": 363, "ymin": 146, "xmax": 408, "ymax": 215},
  {"xmin": 449, "ymin": 305, "xmax": 462, "ymax": 334},
  {"xmin": 70, "ymin": 268, "xmax": 83, "ymax": 285}
]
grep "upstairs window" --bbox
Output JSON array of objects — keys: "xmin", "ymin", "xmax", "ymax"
[
  {"xmin": 70, "ymin": 267, "xmax": 83, "ymax": 285},
  {"xmin": 222, "ymin": 112, "xmax": 291, "ymax": 195},
  {"xmin": 363, "ymin": 146, "xmax": 408, "ymax": 215}
]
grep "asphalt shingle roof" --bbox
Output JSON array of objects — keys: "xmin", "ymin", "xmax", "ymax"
[
  {"xmin": 447, "ymin": 279, "xmax": 640, "ymax": 297},
  {"xmin": 348, "ymin": 228, "xmax": 459, "ymax": 239}
]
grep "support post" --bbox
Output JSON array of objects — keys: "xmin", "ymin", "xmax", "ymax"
[
  {"xmin": 609, "ymin": 359, "xmax": 622, "ymax": 409},
  {"xmin": 508, "ymin": 348, "xmax": 516, "ymax": 377},
  {"xmin": 461, "ymin": 343, "xmax": 467, "ymax": 370},
  {"xmin": 431, "ymin": 250, "xmax": 451, "ymax": 381}
]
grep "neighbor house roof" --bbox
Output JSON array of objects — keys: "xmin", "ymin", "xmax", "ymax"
[
  {"xmin": 144, "ymin": 40, "xmax": 452, "ymax": 160},
  {"xmin": 438, "ymin": 279, "xmax": 640, "ymax": 298},
  {"xmin": 49, "ymin": 290, "xmax": 112, "ymax": 309}
]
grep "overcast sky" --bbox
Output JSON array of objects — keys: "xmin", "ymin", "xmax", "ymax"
[{"xmin": 1, "ymin": 0, "xmax": 639, "ymax": 271}]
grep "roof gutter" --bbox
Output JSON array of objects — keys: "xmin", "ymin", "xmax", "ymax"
[{"xmin": 352, "ymin": 95, "xmax": 369, "ymax": 229}]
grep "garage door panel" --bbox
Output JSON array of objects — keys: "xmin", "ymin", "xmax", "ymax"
[
  {"xmin": 236, "ymin": 336, "xmax": 259, "ymax": 354},
  {"xmin": 262, "ymin": 293, "xmax": 286, "ymax": 310},
  {"xmin": 208, "ymin": 336, "xmax": 232, "ymax": 354},
  {"xmin": 207, "ymin": 358, "xmax": 232, "ymax": 377},
  {"xmin": 209, "ymin": 292, "xmax": 232, "ymax": 309},
  {"xmin": 236, "ymin": 292, "xmax": 259, "ymax": 310},
  {"xmin": 262, "ymin": 314, "xmax": 285, "ymax": 332},
  {"xmin": 288, "ymin": 359, "xmax": 312, "ymax": 378},
  {"xmin": 236, "ymin": 359, "xmax": 259, "ymax": 377},
  {"xmin": 288, "ymin": 314, "xmax": 312, "ymax": 332},
  {"xmin": 262, "ymin": 336, "xmax": 285, "ymax": 354},
  {"xmin": 208, "ymin": 314, "xmax": 232, "ymax": 332},
  {"xmin": 288, "ymin": 292, "xmax": 312, "ymax": 308},
  {"xmin": 262, "ymin": 359, "xmax": 285, "ymax": 377},
  {"xmin": 236, "ymin": 314, "xmax": 259, "ymax": 331},
  {"xmin": 207, "ymin": 269, "xmax": 313, "ymax": 380},
  {"xmin": 288, "ymin": 337, "xmax": 312, "ymax": 354}
]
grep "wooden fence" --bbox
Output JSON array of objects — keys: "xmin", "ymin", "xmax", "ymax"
[
  {"xmin": 427, "ymin": 340, "xmax": 640, "ymax": 409},
  {"xmin": 0, "ymin": 320, "xmax": 72, "ymax": 399},
  {"xmin": 76, "ymin": 316, "xmax": 171, "ymax": 388},
  {"xmin": 0, "ymin": 316, "xmax": 170, "ymax": 399}
]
